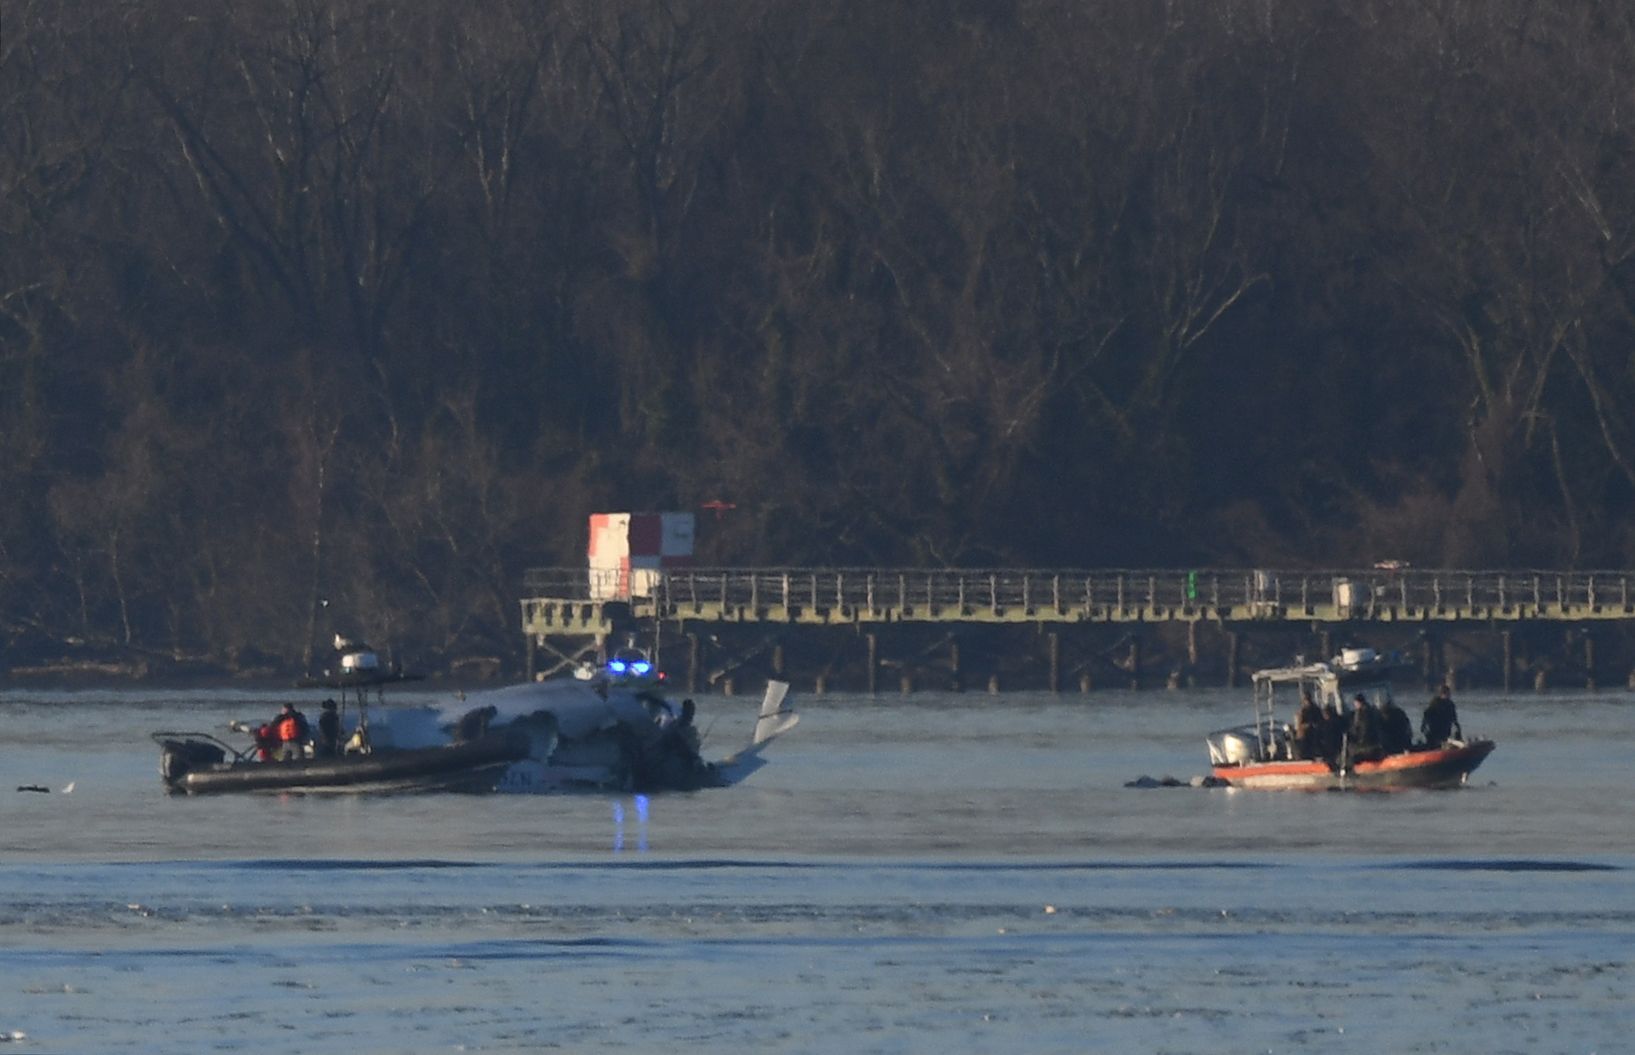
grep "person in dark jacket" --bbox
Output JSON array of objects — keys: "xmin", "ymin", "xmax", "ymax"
[
  {"xmin": 1378, "ymin": 695, "xmax": 1414, "ymax": 756},
  {"xmin": 1347, "ymin": 693, "xmax": 1383, "ymax": 763},
  {"xmin": 1321, "ymin": 701, "xmax": 1347, "ymax": 766},
  {"xmin": 1292, "ymin": 692, "xmax": 1325, "ymax": 761},
  {"xmin": 1421, "ymin": 685, "xmax": 1461, "ymax": 748},
  {"xmin": 317, "ymin": 699, "xmax": 342, "ymax": 757}
]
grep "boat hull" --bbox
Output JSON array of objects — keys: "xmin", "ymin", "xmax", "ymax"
[
  {"xmin": 163, "ymin": 731, "xmax": 533, "ymax": 795},
  {"xmin": 1212, "ymin": 740, "xmax": 1495, "ymax": 790}
]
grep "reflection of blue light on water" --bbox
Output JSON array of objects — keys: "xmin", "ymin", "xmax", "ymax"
[
  {"xmin": 635, "ymin": 794, "xmax": 650, "ymax": 852},
  {"xmin": 612, "ymin": 801, "xmax": 625, "ymax": 853}
]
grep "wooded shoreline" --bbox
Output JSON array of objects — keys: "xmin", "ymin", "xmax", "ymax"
[{"xmin": 7, "ymin": 2, "xmax": 1635, "ymax": 673}]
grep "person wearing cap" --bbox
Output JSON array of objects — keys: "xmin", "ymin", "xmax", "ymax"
[
  {"xmin": 317, "ymin": 699, "xmax": 342, "ymax": 757},
  {"xmin": 1347, "ymin": 693, "xmax": 1383, "ymax": 763},
  {"xmin": 1421, "ymin": 684, "xmax": 1461, "ymax": 749}
]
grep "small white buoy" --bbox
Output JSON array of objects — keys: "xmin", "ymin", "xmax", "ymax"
[{"xmin": 1043, "ymin": 905, "xmax": 1057, "ymax": 915}]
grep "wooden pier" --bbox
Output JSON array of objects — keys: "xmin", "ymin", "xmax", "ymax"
[{"xmin": 519, "ymin": 567, "xmax": 1635, "ymax": 693}]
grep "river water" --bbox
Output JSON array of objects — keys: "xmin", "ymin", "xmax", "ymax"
[{"xmin": 1, "ymin": 684, "xmax": 1630, "ymax": 1053}]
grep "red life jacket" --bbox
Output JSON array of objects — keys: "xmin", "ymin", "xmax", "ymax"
[{"xmin": 277, "ymin": 715, "xmax": 301, "ymax": 742}]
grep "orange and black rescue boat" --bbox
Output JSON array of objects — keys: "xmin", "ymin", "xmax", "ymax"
[{"xmin": 1206, "ymin": 648, "xmax": 1495, "ymax": 791}]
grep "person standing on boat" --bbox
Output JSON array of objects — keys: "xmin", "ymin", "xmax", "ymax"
[
  {"xmin": 1378, "ymin": 695, "xmax": 1414, "ymax": 755},
  {"xmin": 1347, "ymin": 693, "xmax": 1383, "ymax": 763},
  {"xmin": 274, "ymin": 701, "xmax": 311, "ymax": 760},
  {"xmin": 1421, "ymin": 684, "xmax": 1461, "ymax": 748},
  {"xmin": 317, "ymin": 699, "xmax": 342, "ymax": 757},
  {"xmin": 1321, "ymin": 701, "xmax": 1347, "ymax": 766},
  {"xmin": 1293, "ymin": 692, "xmax": 1325, "ymax": 760}
]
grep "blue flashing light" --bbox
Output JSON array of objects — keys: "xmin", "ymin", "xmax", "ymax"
[
  {"xmin": 608, "ymin": 660, "xmax": 627, "ymax": 673},
  {"xmin": 631, "ymin": 661, "xmax": 651, "ymax": 675}
]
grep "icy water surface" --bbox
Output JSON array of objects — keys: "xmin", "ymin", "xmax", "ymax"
[{"xmin": 2, "ymin": 685, "xmax": 1632, "ymax": 1053}]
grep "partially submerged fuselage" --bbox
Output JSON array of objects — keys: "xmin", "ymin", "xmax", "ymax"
[{"xmin": 155, "ymin": 657, "xmax": 797, "ymax": 796}]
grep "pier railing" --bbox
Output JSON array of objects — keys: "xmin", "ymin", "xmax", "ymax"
[{"xmin": 520, "ymin": 566, "xmax": 1635, "ymax": 625}]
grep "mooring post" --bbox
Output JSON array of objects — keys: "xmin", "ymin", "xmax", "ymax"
[
  {"xmin": 772, "ymin": 643, "xmax": 785, "ymax": 678},
  {"xmin": 950, "ymin": 640, "xmax": 963, "ymax": 692},
  {"xmin": 1319, "ymin": 629, "xmax": 1332, "ymax": 662},
  {"xmin": 866, "ymin": 633, "xmax": 878, "ymax": 696},
  {"xmin": 1187, "ymin": 620, "xmax": 1199, "ymax": 667},
  {"xmin": 1584, "ymin": 630, "xmax": 1596, "ymax": 690},
  {"xmin": 987, "ymin": 673, "xmax": 1000, "ymax": 694},
  {"xmin": 815, "ymin": 673, "xmax": 828, "ymax": 695},
  {"xmin": 525, "ymin": 634, "xmax": 536, "ymax": 681},
  {"xmin": 1226, "ymin": 630, "xmax": 1240, "ymax": 689},
  {"xmin": 1048, "ymin": 632, "xmax": 1061, "ymax": 693},
  {"xmin": 1129, "ymin": 635, "xmax": 1142, "ymax": 690}
]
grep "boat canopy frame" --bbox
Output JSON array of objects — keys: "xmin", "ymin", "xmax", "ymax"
[{"xmin": 1246, "ymin": 654, "xmax": 1406, "ymax": 758}]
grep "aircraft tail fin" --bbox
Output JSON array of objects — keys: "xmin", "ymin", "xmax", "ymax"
[
  {"xmin": 751, "ymin": 680, "xmax": 799, "ymax": 746},
  {"xmin": 714, "ymin": 680, "xmax": 798, "ymax": 786}
]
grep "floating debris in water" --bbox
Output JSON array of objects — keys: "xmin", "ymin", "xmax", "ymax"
[
  {"xmin": 1124, "ymin": 774, "xmax": 1228, "ymax": 788},
  {"xmin": 15, "ymin": 785, "xmax": 50, "ymax": 793}
]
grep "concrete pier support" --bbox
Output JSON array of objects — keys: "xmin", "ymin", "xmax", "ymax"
[
  {"xmin": 1047, "ymin": 632, "xmax": 1061, "ymax": 693},
  {"xmin": 1128, "ymin": 636, "xmax": 1142, "ymax": 690},
  {"xmin": 1226, "ymin": 631, "xmax": 1240, "ymax": 689},
  {"xmin": 949, "ymin": 641, "xmax": 963, "ymax": 692},
  {"xmin": 865, "ymin": 634, "xmax": 878, "ymax": 696},
  {"xmin": 1501, "ymin": 630, "xmax": 1513, "ymax": 693},
  {"xmin": 687, "ymin": 634, "xmax": 700, "ymax": 695},
  {"xmin": 1585, "ymin": 631, "xmax": 1596, "ymax": 690}
]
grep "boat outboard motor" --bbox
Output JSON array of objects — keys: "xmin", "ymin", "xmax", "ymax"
[{"xmin": 160, "ymin": 738, "xmax": 226, "ymax": 785}]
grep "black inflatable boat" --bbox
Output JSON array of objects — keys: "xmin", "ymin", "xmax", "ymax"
[{"xmin": 152, "ymin": 729, "xmax": 534, "ymax": 794}]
